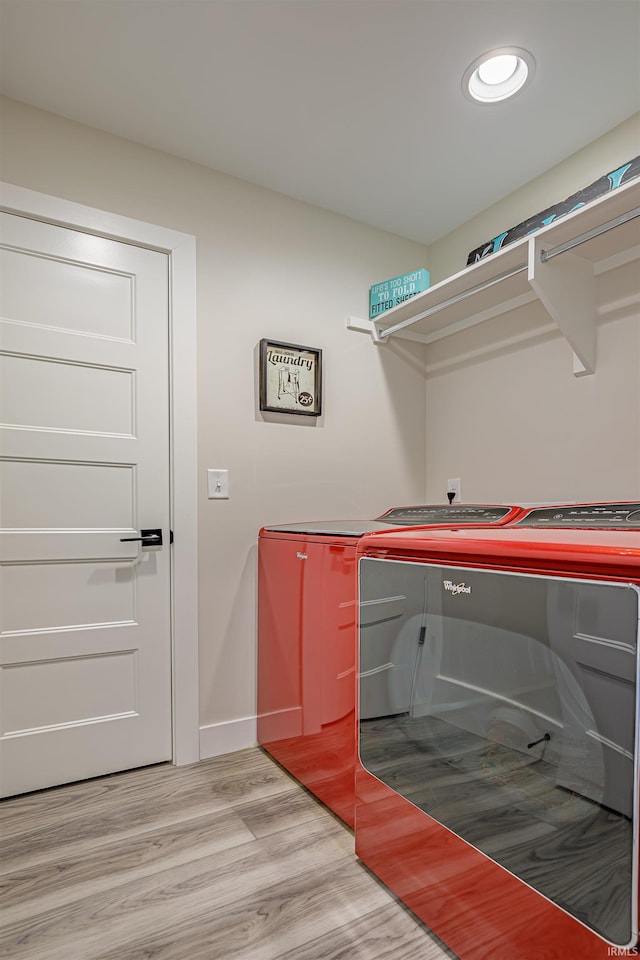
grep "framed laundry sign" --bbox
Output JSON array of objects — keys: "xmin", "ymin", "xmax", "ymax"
[{"xmin": 259, "ymin": 339, "xmax": 322, "ymax": 416}]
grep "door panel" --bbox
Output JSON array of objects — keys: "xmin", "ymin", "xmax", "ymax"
[
  {"xmin": 0, "ymin": 212, "xmax": 172, "ymax": 797},
  {"xmin": 2, "ymin": 460, "xmax": 135, "ymax": 528},
  {"xmin": 0, "ymin": 245, "xmax": 133, "ymax": 337},
  {"xmin": 1, "ymin": 353, "xmax": 135, "ymax": 433},
  {"xmin": 1, "ymin": 650, "xmax": 137, "ymax": 733},
  {"xmin": 1, "ymin": 560, "xmax": 136, "ymax": 633}
]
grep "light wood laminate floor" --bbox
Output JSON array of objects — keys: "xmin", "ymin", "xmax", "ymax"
[{"xmin": 0, "ymin": 747, "xmax": 456, "ymax": 960}]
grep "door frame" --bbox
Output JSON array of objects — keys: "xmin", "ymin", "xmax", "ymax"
[{"xmin": 0, "ymin": 181, "xmax": 200, "ymax": 766}]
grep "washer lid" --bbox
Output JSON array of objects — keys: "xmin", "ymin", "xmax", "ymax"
[{"xmin": 261, "ymin": 520, "xmax": 393, "ymax": 536}]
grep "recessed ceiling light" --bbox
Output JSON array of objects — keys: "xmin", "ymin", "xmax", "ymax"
[
  {"xmin": 478, "ymin": 54, "xmax": 518, "ymax": 86},
  {"xmin": 463, "ymin": 47, "xmax": 536, "ymax": 104}
]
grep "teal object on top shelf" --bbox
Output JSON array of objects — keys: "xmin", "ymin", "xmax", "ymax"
[{"xmin": 369, "ymin": 268, "xmax": 430, "ymax": 320}]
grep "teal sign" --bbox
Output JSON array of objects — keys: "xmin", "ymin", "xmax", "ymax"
[{"xmin": 369, "ymin": 268, "xmax": 430, "ymax": 319}]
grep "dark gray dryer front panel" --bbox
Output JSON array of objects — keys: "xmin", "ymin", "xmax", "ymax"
[{"xmin": 358, "ymin": 558, "xmax": 640, "ymax": 947}]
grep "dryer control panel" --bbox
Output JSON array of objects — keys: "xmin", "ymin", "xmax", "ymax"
[{"xmin": 516, "ymin": 502, "xmax": 640, "ymax": 528}]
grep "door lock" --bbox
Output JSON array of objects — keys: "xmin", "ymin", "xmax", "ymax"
[{"xmin": 120, "ymin": 528, "xmax": 163, "ymax": 547}]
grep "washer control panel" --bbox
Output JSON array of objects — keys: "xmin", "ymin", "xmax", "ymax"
[
  {"xmin": 378, "ymin": 504, "xmax": 511, "ymax": 525},
  {"xmin": 516, "ymin": 503, "xmax": 640, "ymax": 528}
]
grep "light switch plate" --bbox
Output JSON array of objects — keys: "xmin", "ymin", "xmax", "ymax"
[{"xmin": 207, "ymin": 469, "xmax": 229, "ymax": 499}]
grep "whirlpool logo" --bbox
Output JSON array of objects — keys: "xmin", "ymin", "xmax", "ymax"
[{"xmin": 443, "ymin": 579, "xmax": 472, "ymax": 596}]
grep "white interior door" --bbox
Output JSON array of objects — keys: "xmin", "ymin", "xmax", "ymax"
[{"xmin": 0, "ymin": 212, "xmax": 172, "ymax": 797}]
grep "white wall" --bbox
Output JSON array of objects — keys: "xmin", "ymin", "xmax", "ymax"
[
  {"xmin": 428, "ymin": 114, "xmax": 640, "ymax": 284},
  {"xmin": 423, "ymin": 115, "xmax": 640, "ymax": 506},
  {"xmin": 0, "ymin": 96, "xmax": 429, "ymax": 752}
]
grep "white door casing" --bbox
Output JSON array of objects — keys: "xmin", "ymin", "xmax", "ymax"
[{"xmin": 0, "ymin": 183, "xmax": 199, "ymax": 791}]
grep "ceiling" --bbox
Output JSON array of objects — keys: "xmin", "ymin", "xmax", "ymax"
[{"xmin": 1, "ymin": 0, "xmax": 638, "ymax": 245}]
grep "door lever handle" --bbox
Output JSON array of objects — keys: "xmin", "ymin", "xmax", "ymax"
[{"xmin": 120, "ymin": 528, "xmax": 163, "ymax": 547}]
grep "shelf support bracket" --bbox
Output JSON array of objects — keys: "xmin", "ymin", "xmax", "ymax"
[
  {"xmin": 528, "ymin": 235, "xmax": 596, "ymax": 377},
  {"xmin": 345, "ymin": 315, "xmax": 388, "ymax": 344}
]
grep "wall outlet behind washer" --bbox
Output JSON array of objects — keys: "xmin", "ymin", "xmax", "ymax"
[{"xmin": 447, "ymin": 478, "xmax": 462, "ymax": 502}]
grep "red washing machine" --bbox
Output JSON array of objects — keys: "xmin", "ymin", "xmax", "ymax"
[
  {"xmin": 257, "ymin": 503, "xmax": 523, "ymax": 828},
  {"xmin": 355, "ymin": 502, "xmax": 640, "ymax": 959}
]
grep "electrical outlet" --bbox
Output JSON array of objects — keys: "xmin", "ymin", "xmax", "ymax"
[
  {"xmin": 447, "ymin": 478, "xmax": 462, "ymax": 502},
  {"xmin": 207, "ymin": 469, "xmax": 229, "ymax": 499}
]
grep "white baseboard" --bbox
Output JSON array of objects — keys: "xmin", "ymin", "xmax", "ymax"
[{"xmin": 199, "ymin": 715, "xmax": 258, "ymax": 759}]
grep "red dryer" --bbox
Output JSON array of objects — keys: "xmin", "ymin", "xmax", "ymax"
[
  {"xmin": 257, "ymin": 503, "xmax": 523, "ymax": 827},
  {"xmin": 355, "ymin": 502, "xmax": 640, "ymax": 958}
]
